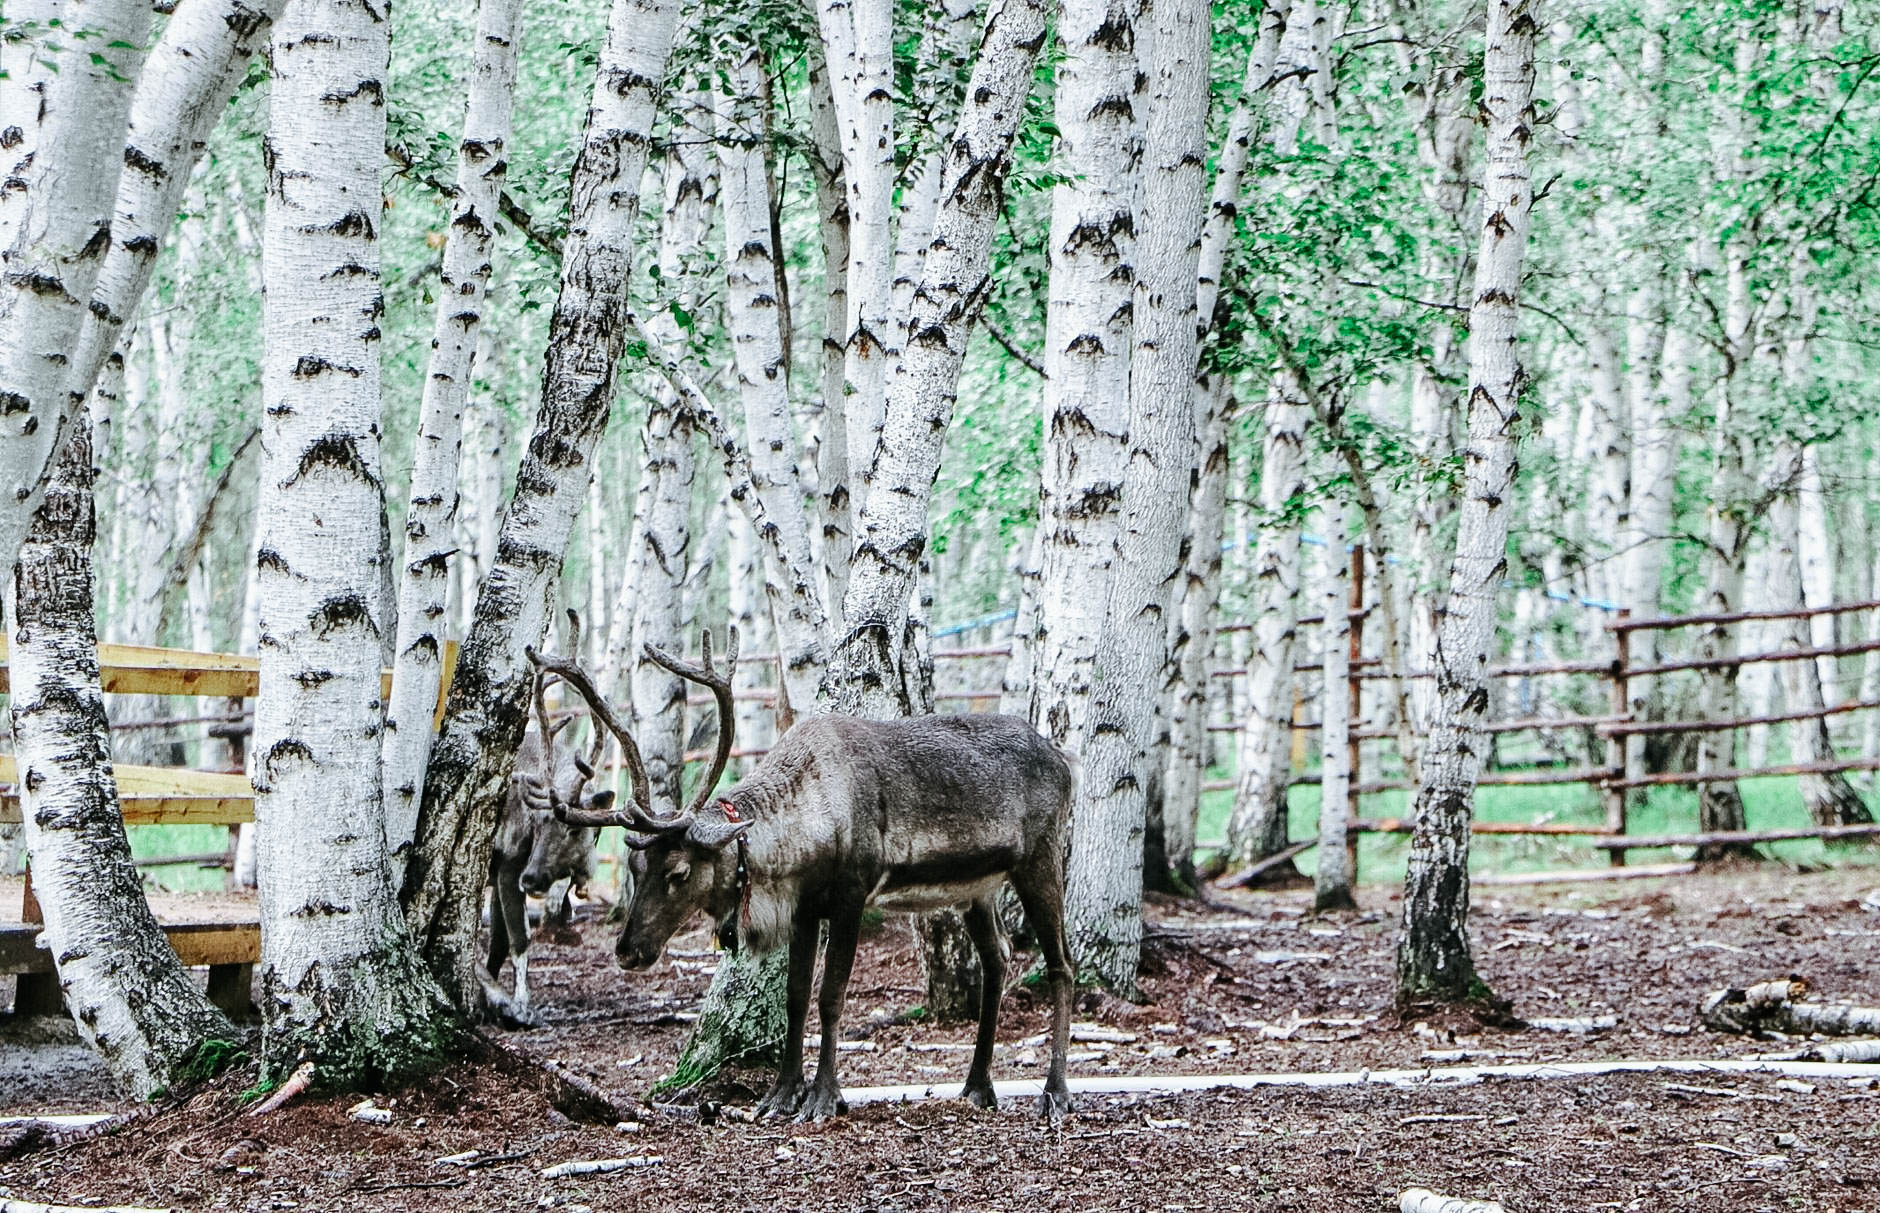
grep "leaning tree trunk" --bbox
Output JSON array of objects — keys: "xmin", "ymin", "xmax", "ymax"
[
  {"xmin": 0, "ymin": 0, "xmax": 148, "ymax": 583},
  {"xmin": 714, "ymin": 41, "xmax": 831, "ymax": 714},
  {"xmin": 7, "ymin": 419, "xmax": 236, "ymax": 1097},
  {"xmin": 1023, "ymin": 0, "xmax": 1142, "ymax": 751},
  {"xmin": 1067, "ymin": 0, "xmax": 1208, "ymax": 993},
  {"xmin": 1223, "ymin": 387, "xmax": 1310, "ymax": 875},
  {"xmin": 65, "ymin": 0, "xmax": 290, "ymax": 422},
  {"xmin": 1396, "ymin": 0, "xmax": 1537, "ymax": 1006},
  {"xmin": 255, "ymin": 0, "xmax": 453, "ymax": 1081},
  {"xmin": 382, "ymin": 0, "xmax": 524, "ymax": 858},
  {"xmin": 821, "ymin": 0, "xmax": 1052, "ymax": 716},
  {"xmin": 403, "ymin": 0, "xmax": 681, "ymax": 1014}
]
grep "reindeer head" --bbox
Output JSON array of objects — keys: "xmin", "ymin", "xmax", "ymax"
[{"xmin": 524, "ymin": 623, "xmax": 745, "ymax": 972}]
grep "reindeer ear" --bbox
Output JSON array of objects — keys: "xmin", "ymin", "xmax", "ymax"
[
  {"xmin": 686, "ymin": 817, "xmax": 752, "ymax": 851},
  {"xmin": 585, "ymin": 789, "xmax": 617, "ymax": 813}
]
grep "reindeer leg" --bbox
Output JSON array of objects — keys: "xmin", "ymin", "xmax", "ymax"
[
  {"xmin": 485, "ymin": 877, "xmax": 509, "ymax": 981},
  {"xmin": 960, "ymin": 895, "xmax": 1006, "ymax": 1110},
  {"xmin": 496, "ymin": 864, "xmax": 540, "ymax": 1028},
  {"xmin": 797, "ymin": 902, "xmax": 863, "ymax": 1122},
  {"xmin": 757, "ymin": 914, "xmax": 819, "ymax": 1117},
  {"xmin": 1012, "ymin": 866, "xmax": 1073, "ymax": 1124}
]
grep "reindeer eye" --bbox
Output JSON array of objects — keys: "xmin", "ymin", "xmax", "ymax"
[{"xmin": 666, "ymin": 866, "xmax": 689, "ymax": 887}]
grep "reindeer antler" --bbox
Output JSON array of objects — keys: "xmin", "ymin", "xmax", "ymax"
[
  {"xmin": 644, "ymin": 626, "xmax": 740, "ymax": 818},
  {"xmin": 525, "ymin": 610, "xmax": 667, "ymax": 831}
]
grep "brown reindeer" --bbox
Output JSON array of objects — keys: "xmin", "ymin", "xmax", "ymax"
[{"xmin": 527, "ymin": 630, "xmax": 1074, "ymax": 1123}]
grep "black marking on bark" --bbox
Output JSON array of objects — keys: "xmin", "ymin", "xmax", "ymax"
[
  {"xmin": 1065, "ymin": 333, "xmax": 1107, "ymax": 356},
  {"xmin": 1089, "ymin": 96, "xmax": 1135, "ymax": 122},
  {"xmin": 291, "ymin": 355, "xmax": 364, "ymax": 380},
  {"xmin": 123, "ymin": 144, "xmax": 166, "ymax": 178},
  {"xmin": 0, "ymin": 127, "xmax": 20, "ymax": 150},
  {"xmin": 124, "ymin": 233, "xmax": 160, "ymax": 257},
  {"xmin": 324, "ymin": 261, "xmax": 373, "ymax": 280},
  {"xmin": 0, "ymin": 392, "xmax": 27, "ymax": 416},
  {"xmin": 321, "ymin": 78, "xmax": 384, "ymax": 107},
  {"xmin": 310, "ymin": 593, "xmax": 372, "ymax": 638},
  {"xmin": 264, "ymin": 738, "xmax": 315, "ymax": 777},
  {"xmin": 12, "ymin": 270, "xmax": 69, "ymax": 299},
  {"xmin": 292, "ymin": 668, "xmax": 336, "ymax": 687},
  {"xmin": 310, "ymin": 209, "xmax": 377, "ymax": 240},
  {"xmin": 291, "ymin": 899, "xmax": 352, "ymax": 917},
  {"xmin": 290, "ymin": 432, "xmax": 375, "ymax": 484},
  {"xmin": 1090, "ymin": 14, "xmax": 1135, "ymax": 51}
]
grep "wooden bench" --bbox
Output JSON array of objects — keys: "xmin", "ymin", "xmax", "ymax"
[{"xmin": 2, "ymin": 641, "xmax": 456, "ymax": 1017}]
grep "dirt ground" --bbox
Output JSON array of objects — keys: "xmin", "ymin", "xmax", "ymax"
[{"xmin": 3, "ymin": 862, "xmax": 1878, "ymax": 1210}]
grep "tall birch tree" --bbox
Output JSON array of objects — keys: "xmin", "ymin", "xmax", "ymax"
[
  {"xmin": 254, "ymin": 0, "xmax": 452, "ymax": 1078},
  {"xmin": 1396, "ymin": 0, "xmax": 1537, "ymax": 1005}
]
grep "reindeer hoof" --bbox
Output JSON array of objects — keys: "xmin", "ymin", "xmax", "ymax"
[
  {"xmin": 756, "ymin": 1075, "xmax": 808, "ymax": 1118},
  {"xmin": 963, "ymin": 1082, "xmax": 998, "ymax": 1111},
  {"xmin": 1038, "ymin": 1087, "xmax": 1070, "ymax": 1125},
  {"xmin": 792, "ymin": 1082, "xmax": 848, "ymax": 1122}
]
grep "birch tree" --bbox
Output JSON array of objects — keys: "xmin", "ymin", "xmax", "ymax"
[
  {"xmin": 1021, "ymin": 0, "xmax": 1143, "ymax": 755},
  {"xmin": 403, "ymin": 0, "xmax": 681, "ymax": 1012},
  {"xmin": 1066, "ymin": 0, "xmax": 1209, "ymax": 990},
  {"xmin": 0, "ymin": 0, "xmax": 149, "ymax": 578},
  {"xmin": 383, "ymin": 0, "xmax": 525, "ymax": 857},
  {"xmin": 254, "ymin": 0, "xmax": 452, "ymax": 1078},
  {"xmin": 7, "ymin": 419, "xmax": 236, "ymax": 1096},
  {"xmin": 1314, "ymin": 503, "xmax": 1355, "ymax": 912},
  {"xmin": 1396, "ymin": 0, "xmax": 1537, "ymax": 1004}
]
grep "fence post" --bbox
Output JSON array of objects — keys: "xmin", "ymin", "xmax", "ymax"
[
  {"xmin": 1347, "ymin": 543, "xmax": 1365, "ymax": 884},
  {"xmin": 1602, "ymin": 608, "xmax": 1631, "ymax": 866}
]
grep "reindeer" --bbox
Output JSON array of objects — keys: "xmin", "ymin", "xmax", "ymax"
[
  {"xmin": 484, "ymin": 636, "xmax": 616, "ymax": 1025},
  {"xmin": 527, "ymin": 629, "xmax": 1075, "ymax": 1123}
]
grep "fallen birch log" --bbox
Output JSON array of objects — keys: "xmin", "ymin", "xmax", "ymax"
[
  {"xmin": 1701, "ymin": 979, "xmax": 1880, "ymax": 1038},
  {"xmin": 1399, "ymin": 1190, "xmax": 1507, "ymax": 1213},
  {"xmin": 1804, "ymin": 1040, "xmax": 1880, "ymax": 1063},
  {"xmin": 539, "ymin": 1155, "xmax": 662, "ymax": 1179},
  {"xmin": 1525, "ymin": 1015, "xmax": 1617, "ymax": 1034},
  {"xmin": 840, "ymin": 1057, "xmax": 1880, "ymax": 1106}
]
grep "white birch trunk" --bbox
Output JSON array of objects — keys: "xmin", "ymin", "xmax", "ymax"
[
  {"xmin": 403, "ymin": 0, "xmax": 681, "ymax": 1013},
  {"xmin": 255, "ymin": 0, "xmax": 450, "ymax": 1078},
  {"xmin": 715, "ymin": 43, "xmax": 831, "ymax": 714},
  {"xmin": 382, "ymin": 0, "xmax": 524, "ymax": 858},
  {"xmin": 804, "ymin": 38, "xmax": 853, "ymax": 610},
  {"xmin": 1770, "ymin": 455, "xmax": 1871, "ymax": 828},
  {"xmin": 0, "ymin": 0, "xmax": 149, "ymax": 580},
  {"xmin": 631, "ymin": 95, "xmax": 715, "ymax": 807},
  {"xmin": 1161, "ymin": 380, "xmax": 1234, "ymax": 890},
  {"xmin": 64, "ymin": 0, "xmax": 290, "ymax": 413},
  {"xmin": 821, "ymin": 0, "xmax": 1051, "ymax": 716},
  {"xmin": 1396, "ymin": 0, "xmax": 1536, "ymax": 1003},
  {"xmin": 816, "ymin": 0, "xmax": 896, "ymax": 516},
  {"xmin": 1026, "ymin": 0, "xmax": 1143, "ymax": 748},
  {"xmin": 1314, "ymin": 505, "xmax": 1355, "ymax": 912},
  {"xmin": 1797, "ymin": 447, "xmax": 1838, "ymax": 703},
  {"xmin": 8, "ymin": 418, "xmax": 236, "ymax": 1097},
  {"xmin": 1224, "ymin": 389, "xmax": 1309, "ymax": 870},
  {"xmin": 1067, "ymin": 0, "xmax": 1207, "ymax": 990}
]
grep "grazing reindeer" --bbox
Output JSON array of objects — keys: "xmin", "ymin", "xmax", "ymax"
[
  {"xmin": 528, "ymin": 629, "xmax": 1075, "ymax": 1123},
  {"xmin": 484, "ymin": 635, "xmax": 615, "ymax": 1025}
]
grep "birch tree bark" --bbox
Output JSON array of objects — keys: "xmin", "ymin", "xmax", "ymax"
[
  {"xmin": 803, "ymin": 37, "xmax": 852, "ymax": 609},
  {"xmin": 64, "ymin": 0, "xmax": 290, "ymax": 413},
  {"xmin": 1024, "ymin": 0, "xmax": 1143, "ymax": 750},
  {"xmin": 1396, "ymin": 0, "xmax": 1537, "ymax": 1005},
  {"xmin": 715, "ymin": 43, "xmax": 831, "ymax": 715},
  {"xmin": 8, "ymin": 417, "xmax": 236, "ymax": 1097},
  {"xmin": 1797, "ymin": 448, "xmax": 1839, "ymax": 701},
  {"xmin": 403, "ymin": 0, "xmax": 681, "ymax": 1013},
  {"xmin": 1223, "ymin": 384, "xmax": 1310, "ymax": 875},
  {"xmin": 1314, "ymin": 505, "xmax": 1356, "ymax": 912},
  {"xmin": 820, "ymin": 0, "xmax": 1051, "ymax": 716},
  {"xmin": 631, "ymin": 89, "xmax": 716, "ymax": 807},
  {"xmin": 383, "ymin": 0, "xmax": 524, "ymax": 858},
  {"xmin": 255, "ymin": 0, "xmax": 452, "ymax": 1079},
  {"xmin": 0, "ymin": 0, "xmax": 148, "ymax": 578},
  {"xmin": 1770, "ymin": 450, "xmax": 1872, "ymax": 829},
  {"xmin": 1066, "ymin": 0, "xmax": 1208, "ymax": 990},
  {"xmin": 815, "ymin": 0, "xmax": 896, "ymax": 525}
]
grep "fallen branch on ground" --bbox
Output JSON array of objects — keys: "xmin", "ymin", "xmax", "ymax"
[
  {"xmin": 1526, "ymin": 1015, "xmax": 1617, "ymax": 1033},
  {"xmin": 1399, "ymin": 1190, "xmax": 1507, "ymax": 1213},
  {"xmin": 1214, "ymin": 840, "xmax": 1316, "ymax": 890},
  {"xmin": 1701, "ymin": 978, "xmax": 1880, "ymax": 1038},
  {"xmin": 539, "ymin": 1155, "xmax": 662, "ymax": 1179},
  {"xmin": 1474, "ymin": 862, "xmax": 1696, "ymax": 887}
]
